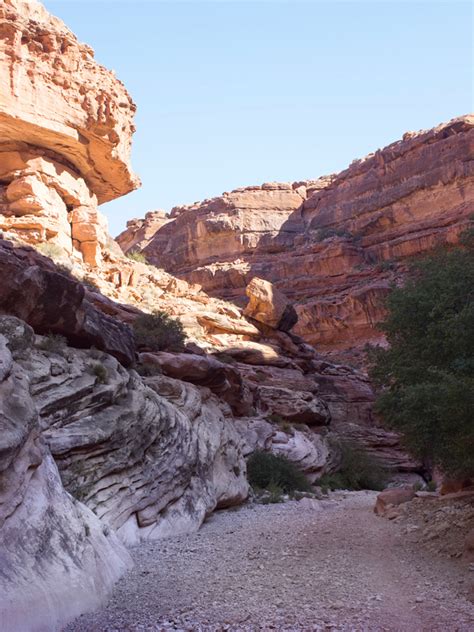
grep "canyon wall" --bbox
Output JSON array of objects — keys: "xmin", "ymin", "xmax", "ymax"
[
  {"xmin": 118, "ymin": 115, "xmax": 474, "ymax": 359},
  {"xmin": 0, "ymin": 0, "xmax": 139, "ymax": 266},
  {"xmin": 0, "ymin": 2, "xmax": 445, "ymax": 629}
]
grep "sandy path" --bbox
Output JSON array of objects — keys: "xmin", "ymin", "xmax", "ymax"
[{"xmin": 66, "ymin": 491, "xmax": 474, "ymax": 631}]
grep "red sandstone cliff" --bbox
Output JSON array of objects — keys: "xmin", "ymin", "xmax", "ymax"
[{"xmin": 118, "ymin": 115, "xmax": 474, "ymax": 360}]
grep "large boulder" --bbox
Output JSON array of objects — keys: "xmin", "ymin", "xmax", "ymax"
[{"xmin": 244, "ymin": 277, "xmax": 298, "ymax": 331}]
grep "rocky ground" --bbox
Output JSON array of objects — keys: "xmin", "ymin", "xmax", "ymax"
[{"xmin": 65, "ymin": 492, "xmax": 474, "ymax": 632}]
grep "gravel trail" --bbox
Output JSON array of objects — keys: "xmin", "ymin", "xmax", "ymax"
[{"xmin": 66, "ymin": 491, "xmax": 474, "ymax": 631}]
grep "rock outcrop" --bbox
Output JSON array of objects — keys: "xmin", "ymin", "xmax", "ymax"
[
  {"xmin": 0, "ymin": 0, "xmax": 139, "ymax": 266},
  {"xmin": 0, "ymin": 318, "xmax": 133, "ymax": 632},
  {"xmin": 244, "ymin": 277, "xmax": 298, "ymax": 332},
  {"xmin": 0, "ymin": 237, "xmax": 135, "ymax": 366},
  {"xmin": 118, "ymin": 115, "xmax": 474, "ymax": 359}
]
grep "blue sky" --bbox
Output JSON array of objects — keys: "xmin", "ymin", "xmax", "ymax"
[{"xmin": 44, "ymin": 1, "xmax": 473, "ymax": 236}]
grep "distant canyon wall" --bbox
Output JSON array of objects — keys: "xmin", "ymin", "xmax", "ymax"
[{"xmin": 118, "ymin": 115, "xmax": 474, "ymax": 357}]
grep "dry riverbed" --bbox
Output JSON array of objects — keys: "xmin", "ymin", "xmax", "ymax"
[{"xmin": 66, "ymin": 491, "xmax": 474, "ymax": 631}]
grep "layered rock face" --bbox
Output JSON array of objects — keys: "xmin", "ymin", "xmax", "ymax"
[
  {"xmin": 0, "ymin": 0, "xmax": 139, "ymax": 265},
  {"xmin": 0, "ymin": 314, "xmax": 249, "ymax": 630},
  {"xmin": 118, "ymin": 116, "xmax": 474, "ymax": 357},
  {"xmin": 0, "ymin": 318, "xmax": 133, "ymax": 632}
]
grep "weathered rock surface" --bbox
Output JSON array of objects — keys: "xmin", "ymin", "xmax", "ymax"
[
  {"xmin": 0, "ymin": 0, "xmax": 139, "ymax": 265},
  {"xmin": 0, "ymin": 237, "xmax": 135, "ymax": 366},
  {"xmin": 119, "ymin": 115, "xmax": 474, "ymax": 359},
  {"xmin": 0, "ymin": 318, "xmax": 132, "ymax": 632},
  {"xmin": 244, "ymin": 277, "xmax": 298, "ymax": 331}
]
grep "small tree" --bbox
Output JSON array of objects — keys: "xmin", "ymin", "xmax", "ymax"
[
  {"xmin": 133, "ymin": 310, "xmax": 186, "ymax": 352},
  {"xmin": 247, "ymin": 451, "xmax": 312, "ymax": 493},
  {"xmin": 369, "ymin": 231, "xmax": 474, "ymax": 479}
]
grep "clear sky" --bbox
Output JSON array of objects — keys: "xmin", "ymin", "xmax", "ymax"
[{"xmin": 43, "ymin": 0, "xmax": 473, "ymax": 236}]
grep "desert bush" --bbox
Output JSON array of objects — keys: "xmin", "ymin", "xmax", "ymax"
[
  {"xmin": 247, "ymin": 451, "xmax": 312, "ymax": 493},
  {"xmin": 37, "ymin": 242, "xmax": 64, "ymax": 260},
  {"xmin": 266, "ymin": 413, "xmax": 284, "ymax": 424},
  {"xmin": 368, "ymin": 229, "xmax": 474, "ymax": 479},
  {"xmin": 91, "ymin": 363, "xmax": 108, "ymax": 384},
  {"xmin": 135, "ymin": 361, "xmax": 162, "ymax": 377},
  {"xmin": 37, "ymin": 333, "xmax": 67, "ymax": 354},
  {"xmin": 318, "ymin": 438, "xmax": 388, "ymax": 491},
  {"xmin": 260, "ymin": 482, "xmax": 285, "ymax": 504},
  {"xmin": 377, "ymin": 259, "xmax": 396, "ymax": 272},
  {"xmin": 127, "ymin": 251, "xmax": 148, "ymax": 264},
  {"xmin": 316, "ymin": 227, "xmax": 353, "ymax": 242},
  {"xmin": 133, "ymin": 310, "xmax": 186, "ymax": 352}
]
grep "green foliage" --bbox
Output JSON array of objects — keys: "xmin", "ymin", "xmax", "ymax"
[
  {"xmin": 278, "ymin": 421, "xmax": 293, "ymax": 435},
  {"xmin": 133, "ymin": 310, "xmax": 186, "ymax": 352},
  {"xmin": 266, "ymin": 413, "xmax": 284, "ymax": 424},
  {"xmin": 318, "ymin": 439, "xmax": 388, "ymax": 492},
  {"xmin": 135, "ymin": 361, "xmax": 162, "ymax": 377},
  {"xmin": 369, "ymin": 234, "xmax": 474, "ymax": 479},
  {"xmin": 37, "ymin": 242, "xmax": 64, "ymax": 260},
  {"xmin": 37, "ymin": 333, "xmax": 67, "ymax": 354},
  {"xmin": 247, "ymin": 451, "xmax": 312, "ymax": 493},
  {"xmin": 127, "ymin": 251, "xmax": 148, "ymax": 264},
  {"xmin": 426, "ymin": 480, "xmax": 437, "ymax": 492},
  {"xmin": 260, "ymin": 482, "xmax": 285, "ymax": 504},
  {"xmin": 92, "ymin": 363, "xmax": 108, "ymax": 384},
  {"xmin": 377, "ymin": 259, "xmax": 396, "ymax": 272},
  {"xmin": 316, "ymin": 227, "xmax": 353, "ymax": 242}
]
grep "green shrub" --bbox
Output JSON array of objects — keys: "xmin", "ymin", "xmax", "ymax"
[
  {"xmin": 278, "ymin": 421, "xmax": 294, "ymax": 435},
  {"xmin": 316, "ymin": 227, "xmax": 353, "ymax": 242},
  {"xmin": 266, "ymin": 413, "xmax": 284, "ymax": 424},
  {"xmin": 37, "ymin": 242, "xmax": 64, "ymax": 260},
  {"xmin": 318, "ymin": 438, "xmax": 388, "ymax": 491},
  {"xmin": 91, "ymin": 363, "xmax": 108, "ymax": 384},
  {"xmin": 133, "ymin": 310, "xmax": 186, "ymax": 352},
  {"xmin": 37, "ymin": 333, "xmax": 67, "ymax": 354},
  {"xmin": 247, "ymin": 451, "xmax": 312, "ymax": 493},
  {"xmin": 426, "ymin": 480, "xmax": 437, "ymax": 492},
  {"xmin": 135, "ymin": 361, "xmax": 162, "ymax": 377},
  {"xmin": 377, "ymin": 259, "xmax": 396, "ymax": 272},
  {"xmin": 260, "ymin": 482, "xmax": 285, "ymax": 504},
  {"xmin": 369, "ymin": 229, "xmax": 474, "ymax": 479},
  {"xmin": 127, "ymin": 251, "xmax": 148, "ymax": 264}
]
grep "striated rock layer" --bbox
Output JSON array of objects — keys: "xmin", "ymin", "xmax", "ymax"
[
  {"xmin": 118, "ymin": 115, "xmax": 474, "ymax": 358},
  {"xmin": 0, "ymin": 0, "xmax": 139, "ymax": 266}
]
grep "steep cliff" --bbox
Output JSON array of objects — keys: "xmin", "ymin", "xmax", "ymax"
[
  {"xmin": 118, "ymin": 116, "xmax": 474, "ymax": 359},
  {"xmin": 0, "ymin": 0, "xmax": 139, "ymax": 266}
]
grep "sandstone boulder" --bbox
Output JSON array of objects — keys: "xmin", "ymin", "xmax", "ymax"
[
  {"xmin": 374, "ymin": 487, "xmax": 416, "ymax": 516},
  {"xmin": 244, "ymin": 277, "xmax": 298, "ymax": 331}
]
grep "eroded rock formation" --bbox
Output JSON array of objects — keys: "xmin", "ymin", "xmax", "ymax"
[
  {"xmin": 0, "ymin": 318, "xmax": 132, "ymax": 632},
  {"xmin": 118, "ymin": 115, "xmax": 474, "ymax": 359},
  {"xmin": 0, "ymin": 0, "xmax": 139, "ymax": 265}
]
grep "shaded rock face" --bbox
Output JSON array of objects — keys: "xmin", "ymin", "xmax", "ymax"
[
  {"xmin": 0, "ymin": 0, "xmax": 139, "ymax": 265},
  {"xmin": 119, "ymin": 116, "xmax": 474, "ymax": 358},
  {"xmin": 0, "ymin": 318, "xmax": 132, "ymax": 632},
  {"xmin": 0, "ymin": 238, "xmax": 135, "ymax": 366},
  {"xmin": 0, "ymin": 315, "xmax": 249, "ymax": 629}
]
